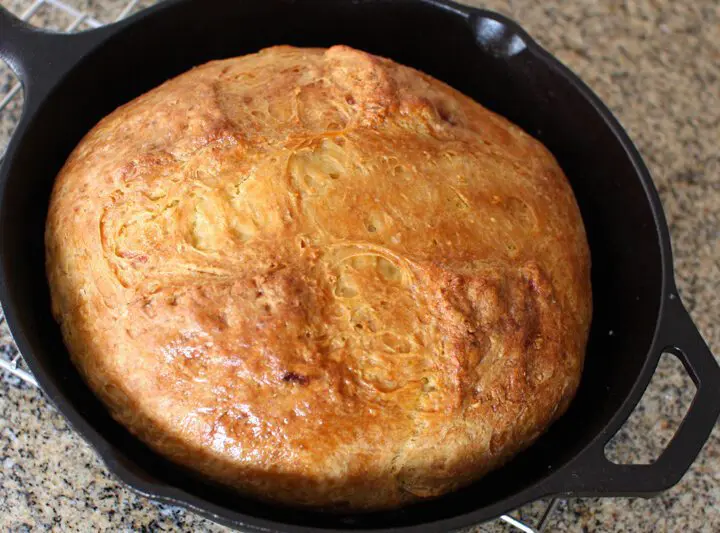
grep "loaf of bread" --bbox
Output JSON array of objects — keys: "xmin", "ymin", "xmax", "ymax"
[{"xmin": 46, "ymin": 45, "xmax": 591, "ymax": 510}]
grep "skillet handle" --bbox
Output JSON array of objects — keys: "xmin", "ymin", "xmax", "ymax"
[
  {"xmin": 558, "ymin": 294, "xmax": 720, "ymax": 497},
  {"xmin": 0, "ymin": 6, "xmax": 113, "ymax": 109},
  {"xmin": 0, "ymin": 6, "xmax": 51, "ymax": 84}
]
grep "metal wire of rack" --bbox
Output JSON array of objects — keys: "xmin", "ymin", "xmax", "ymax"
[{"xmin": 0, "ymin": 1, "xmax": 560, "ymax": 530}]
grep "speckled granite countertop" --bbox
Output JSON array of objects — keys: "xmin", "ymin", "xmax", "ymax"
[{"xmin": 0, "ymin": 0, "xmax": 718, "ymax": 531}]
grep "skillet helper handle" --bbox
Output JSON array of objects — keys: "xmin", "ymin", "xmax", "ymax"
[{"xmin": 561, "ymin": 295, "xmax": 720, "ymax": 496}]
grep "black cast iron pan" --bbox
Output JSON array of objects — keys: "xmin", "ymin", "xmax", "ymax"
[{"xmin": 0, "ymin": 0, "xmax": 719, "ymax": 531}]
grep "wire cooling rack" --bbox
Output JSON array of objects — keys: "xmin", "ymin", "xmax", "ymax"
[{"xmin": 0, "ymin": 1, "xmax": 561, "ymax": 530}]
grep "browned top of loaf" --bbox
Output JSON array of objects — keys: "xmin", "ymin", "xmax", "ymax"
[{"xmin": 46, "ymin": 45, "xmax": 591, "ymax": 510}]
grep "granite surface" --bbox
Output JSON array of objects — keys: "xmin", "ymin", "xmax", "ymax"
[{"xmin": 0, "ymin": 0, "xmax": 718, "ymax": 531}]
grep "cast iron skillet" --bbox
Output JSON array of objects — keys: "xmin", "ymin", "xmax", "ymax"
[{"xmin": 0, "ymin": 0, "xmax": 719, "ymax": 531}]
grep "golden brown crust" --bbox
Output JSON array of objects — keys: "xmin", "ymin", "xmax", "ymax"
[{"xmin": 45, "ymin": 45, "xmax": 591, "ymax": 509}]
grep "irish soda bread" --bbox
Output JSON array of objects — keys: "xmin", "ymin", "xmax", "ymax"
[{"xmin": 46, "ymin": 45, "xmax": 591, "ymax": 509}]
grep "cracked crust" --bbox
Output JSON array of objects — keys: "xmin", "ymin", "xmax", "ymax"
[{"xmin": 45, "ymin": 45, "xmax": 591, "ymax": 509}]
